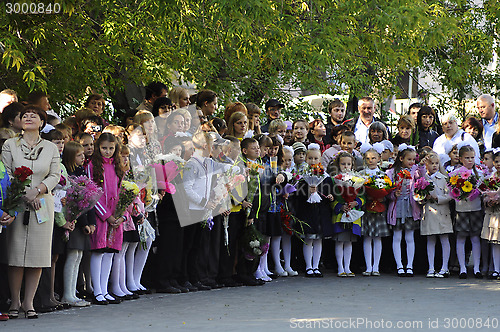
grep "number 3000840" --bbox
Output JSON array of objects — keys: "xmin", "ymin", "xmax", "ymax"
[{"xmin": 6, "ymin": 2, "xmax": 61, "ymax": 14}]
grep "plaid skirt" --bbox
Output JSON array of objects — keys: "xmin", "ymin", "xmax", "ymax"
[
  {"xmin": 455, "ymin": 210, "xmax": 484, "ymax": 237},
  {"xmin": 393, "ymin": 217, "xmax": 420, "ymax": 231},
  {"xmin": 362, "ymin": 212, "xmax": 391, "ymax": 238}
]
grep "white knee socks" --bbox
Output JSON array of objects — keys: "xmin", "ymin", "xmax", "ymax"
[
  {"xmin": 457, "ymin": 235, "xmax": 467, "ymax": 273},
  {"xmin": 101, "ymin": 252, "xmax": 114, "ymax": 300},
  {"xmin": 271, "ymin": 236, "xmax": 284, "ymax": 273},
  {"xmin": 126, "ymin": 242, "xmax": 139, "ymax": 291},
  {"xmin": 111, "ymin": 242, "xmax": 130, "ymax": 297},
  {"xmin": 134, "ymin": 237, "xmax": 152, "ymax": 290},
  {"xmin": 492, "ymin": 244, "xmax": 500, "ymax": 272},
  {"xmin": 393, "ymin": 230, "xmax": 403, "ymax": 269},
  {"xmin": 373, "ymin": 237, "xmax": 382, "ymax": 273},
  {"xmin": 440, "ymin": 235, "xmax": 450, "ymax": 273}
]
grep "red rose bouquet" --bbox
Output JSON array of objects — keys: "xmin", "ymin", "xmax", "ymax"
[{"xmin": 2, "ymin": 166, "xmax": 33, "ymax": 217}]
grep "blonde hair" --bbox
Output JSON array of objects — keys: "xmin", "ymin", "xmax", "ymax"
[
  {"xmin": 397, "ymin": 115, "xmax": 415, "ymax": 130},
  {"xmin": 169, "ymin": 87, "xmax": 189, "ymax": 106},
  {"xmin": 134, "ymin": 110, "xmax": 154, "ymax": 125},
  {"xmin": 268, "ymin": 119, "xmax": 286, "ymax": 136}
]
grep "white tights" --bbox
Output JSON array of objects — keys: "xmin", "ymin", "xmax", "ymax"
[
  {"xmin": 126, "ymin": 242, "xmax": 139, "ymax": 291},
  {"xmin": 134, "ymin": 237, "xmax": 152, "ymax": 290},
  {"xmin": 281, "ymin": 234, "xmax": 293, "ymax": 270},
  {"xmin": 335, "ymin": 241, "xmax": 353, "ymax": 274},
  {"xmin": 457, "ymin": 235, "xmax": 481, "ymax": 274},
  {"xmin": 363, "ymin": 236, "xmax": 382, "ymax": 273},
  {"xmin": 90, "ymin": 252, "xmax": 114, "ymax": 301},
  {"xmin": 427, "ymin": 235, "xmax": 450, "ymax": 273},
  {"xmin": 62, "ymin": 249, "xmax": 83, "ymax": 302},
  {"xmin": 270, "ymin": 236, "xmax": 284, "ymax": 273},
  {"xmin": 392, "ymin": 230, "xmax": 415, "ymax": 269},
  {"xmin": 110, "ymin": 242, "xmax": 130, "ymax": 297},
  {"xmin": 492, "ymin": 244, "xmax": 500, "ymax": 273},
  {"xmin": 303, "ymin": 238, "xmax": 322, "ymax": 271}
]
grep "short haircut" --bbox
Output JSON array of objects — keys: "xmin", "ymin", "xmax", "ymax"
[
  {"xmin": 84, "ymin": 94, "xmax": 105, "ymax": 107},
  {"xmin": 268, "ymin": 119, "xmax": 286, "ymax": 135},
  {"xmin": 134, "ymin": 110, "xmax": 154, "ymax": 125},
  {"xmin": 2, "ymin": 102, "xmax": 24, "ymax": 126},
  {"xmin": 20, "ymin": 104, "xmax": 47, "ymax": 130},
  {"xmin": 82, "ymin": 116, "xmax": 104, "ymax": 129},
  {"xmin": 224, "ymin": 135, "xmax": 240, "ymax": 145},
  {"xmin": 477, "ymin": 94, "xmax": 495, "ymax": 106},
  {"xmin": 368, "ymin": 121, "xmax": 389, "ymax": 141},
  {"xmin": 254, "ymin": 133, "xmax": 273, "ymax": 147},
  {"xmin": 145, "ymin": 82, "xmax": 167, "ymax": 100},
  {"xmin": 397, "ymin": 115, "xmax": 415, "ymax": 130},
  {"xmin": 241, "ymin": 137, "xmax": 258, "ymax": 151},
  {"xmin": 245, "ymin": 103, "xmax": 261, "ymax": 116},
  {"xmin": 441, "ymin": 113, "xmax": 457, "ymax": 124},
  {"xmin": 408, "ymin": 102, "xmax": 422, "ymax": 110},
  {"xmin": 358, "ymin": 96, "xmax": 374, "ymax": 107},
  {"xmin": 328, "ymin": 98, "xmax": 345, "ymax": 111},
  {"xmin": 151, "ymin": 97, "xmax": 172, "ymax": 117},
  {"xmin": 42, "ymin": 129, "xmax": 65, "ymax": 141},
  {"xmin": 196, "ymin": 90, "xmax": 217, "ymax": 108},
  {"xmin": 340, "ymin": 130, "xmax": 355, "ymax": 142},
  {"xmin": 27, "ymin": 91, "xmax": 48, "ymax": 105}
]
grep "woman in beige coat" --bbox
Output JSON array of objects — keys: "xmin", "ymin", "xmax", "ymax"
[
  {"xmin": 2, "ymin": 105, "xmax": 60, "ymax": 319},
  {"xmin": 420, "ymin": 153, "xmax": 452, "ymax": 278}
]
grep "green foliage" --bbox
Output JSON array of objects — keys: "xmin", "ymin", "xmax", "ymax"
[{"xmin": 0, "ymin": 0, "xmax": 498, "ymax": 118}]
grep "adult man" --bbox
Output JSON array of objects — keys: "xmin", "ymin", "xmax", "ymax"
[
  {"xmin": 477, "ymin": 94, "xmax": 497, "ymax": 150},
  {"xmin": 260, "ymin": 98, "xmax": 285, "ymax": 133},
  {"xmin": 0, "ymin": 89, "xmax": 17, "ymax": 112},
  {"xmin": 324, "ymin": 99, "xmax": 346, "ymax": 145},
  {"xmin": 138, "ymin": 82, "xmax": 168, "ymax": 112},
  {"xmin": 27, "ymin": 91, "xmax": 60, "ymax": 121},
  {"xmin": 407, "ymin": 102, "xmax": 422, "ymax": 124},
  {"xmin": 433, "ymin": 113, "xmax": 480, "ymax": 164},
  {"xmin": 343, "ymin": 96, "xmax": 390, "ymax": 144}
]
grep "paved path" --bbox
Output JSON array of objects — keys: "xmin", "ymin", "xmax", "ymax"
[{"xmin": 2, "ymin": 273, "xmax": 500, "ymax": 331}]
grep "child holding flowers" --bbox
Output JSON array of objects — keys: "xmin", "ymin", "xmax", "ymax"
[
  {"xmin": 420, "ymin": 153, "xmax": 453, "ymax": 278},
  {"xmin": 386, "ymin": 144, "xmax": 422, "ymax": 277},
  {"xmin": 61, "ymin": 141, "xmax": 96, "ymax": 306},
  {"xmin": 481, "ymin": 150, "xmax": 500, "ymax": 279},
  {"xmin": 331, "ymin": 151, "xmax": 365, "ymax": 277},
  {"xmin": 86, "ymin": 133, "xmax": 126, "ymax": 304},
  {"xmin": 448, "ymin": 143, "xmax": 483, "ymax": 279},
  {"xmin": 293, "ymin": 144, "xmax": 334, "ymax": 277},
  {"xmin": 359, "ymin": 142, "xmax": 392, "ymax": 276}
]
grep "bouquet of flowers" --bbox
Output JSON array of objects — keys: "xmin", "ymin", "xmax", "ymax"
[
  {"xmin": 63, "ymin": 175, "xmax": 104, "ymax": 223},
  {"xmin": 413, "ymin": 177, "xmax": 435, "ymax": 202},
  {"xmin": 240, "ymin": 223, "xmax": 269, "ymax": 261},
  {"xmin": 363, "ymin": 174, "xmax": 394, "ymax": 213},
  {"xmin": 394, "ymin": 169, "xmax": 412, "ymax": 190},
  {"xmin": 283, "ymin": 170, "xmax": 301, "ymax": 195},
  {"xmin": 302, "ymin": 163, "xmax": 328, "ymax": 203},
  {"xmin": 479, "ymin": 175, "xmax": 500, "ymax": 207},
  {"xmin": 245, "ymin": 160, "xmax": 265, "ymax": 217},
  {"xmin": 2, "ymin": 166, "xmax": 33, "ymax": 217},
  {"xmin": 447, "ymin": 166, "xmax": 480, "ymax": 202},
  {"xmin": 334, "ymin": 172, "xmax": 365, "ymax": 222},
  {"xmin": 280, "ymin": 201, "xmax": 309, "ymax": 239},
  {"xmin": 151, "ymin": 154, "xmax": 185, "ymax": 194},
  {"xmin": 114, "ymin": 181, "xmax": 141, "ymax": 218}
]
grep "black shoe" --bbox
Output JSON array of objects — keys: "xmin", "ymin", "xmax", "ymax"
[
  {"xmin": 24, "ymin": 309, "xmax": 38, "ymax": 319},
  {"xmin": 129, "ymin": 293, "xmax": 140, "ymax": 299},
  {"xmin": 92, "ymin": 295, "xmax": 109, "ymax": 305},
  {"xmin": 313, "ymin": 269, "xmax": 323, "ymax": 278},
  {"xmin": 267, "ymin": 272, "xmax": 279, "ymax": 279},
  {"xmin": 459, "ymin": 272, "xmax": 467, "ymax": 279},
  {"xmin": 105, "ymin": 294, "xmax": 121, "ymax": 304},
  {"xmin": 192, "ymin": 281, "xmax": 211, "ymax": 291},
  {"xmin": 220, "ymin": 278, "xmax": 242, "ymax": 287},
  {"xmin": 474, "ymin": 272, "xmax": 483, "ymax": 279},
  {"xmin": 238, "ymin": 276, "xmax": 260, "ymax": 286},
  {"xmin": 170, "ymin": 280, "xmax": 189, "ymax": 293},
  {"xmin": 203, "ymin": 280, "xmax": 223, "ymax": 289},
  {"xmin": 255, "ymin": 278, "xmax": 265, "ymax": 285},
  {"xmin": 181, "ymin": 281, "xmax": 199, "ymax": 292},
  {"xmin": 305, "ymin": 268, "xmax": 315, "ymax": 278},
  {"xmin": 157, "ymin": 286, "xmax": 181, "ymax": 294}
]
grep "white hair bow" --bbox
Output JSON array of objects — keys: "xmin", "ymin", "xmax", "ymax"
[
  {"xmin": 398, "ymin": 143, "xmax": 416, "ymax": 152},
  {"xmin": 308, "ymin": 143, "xmax": 321, "ymax": 151},
  {"xmin": 283, "ymin": 145, "xmax": 294, "ymax": 155},
  {"xmin": 360, "ymin": 142, "xmax": 385, "ymax": 155},
  {"xmin": 456, "ymin": 140, "xmax": 472, "ymax": 151}
]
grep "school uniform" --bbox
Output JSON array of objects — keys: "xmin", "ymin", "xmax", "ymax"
[{"xmin": 420, "ymin": 171, "xmax": 453, "ymax": 236}]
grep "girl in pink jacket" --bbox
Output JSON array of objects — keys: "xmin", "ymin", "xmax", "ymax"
[
  {"xmin": 386, "ymin": 144, "xmax": 422, "ymax": 277},
  {"xmin": 87, "ymin": 133, "xmax": 126, "ymax": 305}
]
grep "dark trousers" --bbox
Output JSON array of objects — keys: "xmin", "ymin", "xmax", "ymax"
[
  {"xmin": 198, "ymin": 215, "xmax": 222, "ymax": 283},
  {"xmin": 218, "ymin": 211, "xmax": 244, "ymax": 280},
  {"xmin": 157, "ymin": 217, "xmax": 184, "ymax": 288}
]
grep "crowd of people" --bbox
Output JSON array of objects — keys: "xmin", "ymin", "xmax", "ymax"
[{"xmin": 0, "ymin": 85, "xmax": 499, "ymax": 321}]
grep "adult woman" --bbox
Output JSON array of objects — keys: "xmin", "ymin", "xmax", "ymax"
[
  {"xmin": 2, "ymin": 105, "xmax": 60, "ymax": 319},
  {"xmin": 169, "ymin": 87, "xmax": 190, "ymax": 109},
  {"xmin": 84, "ymin": 94, "xmax": 109, "ymax": 127},
  {"xmin": 176, "ymin": 108, "xmax": 192, "ymax": 135},
  {"xmin": 224, "ymin": 102, "xmax": 248, "ymax": 126},
  {"xmin": 160, "ymin": 110, "xmax": 185, "ymax": 152},
  {"xmin": 151, "ymin": 97, "xmax": 174, "ymax": 137},
  {"xmin": 367, "ymin": 121, "xmax": 389, "ymax": 144},
  {"xmin": 1, "ymin": 102, "xmax": 24, "ymax": 134},
  {"xmin": 462, "ymin": 117, "xmax": 484, "ymax": 155},
  {"xmin": 196, "ymin": 90, "xmax": 218, "ymax": 120},
  {"xmin": 308, "ymin": 119, "xmax": 329, "ymax": 153},
  {"xmin": 245, "ymin": 103, "xmax": 261, "ymax": 136},
  {"xmin": 227, "ymin": 111, "xmax": 248, "ymax": 140},
  {"xmin": 416, "ymin": 106, "xmax": 440, "ymax": 149},
  {"xmin": 134, "ymin": 110, "xmax": 162, "ymax": 160}
]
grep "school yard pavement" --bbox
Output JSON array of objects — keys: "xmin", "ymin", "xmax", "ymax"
[{"xmin": 2, "ymin": 272, "xmax": 500, "ymax": 331}]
